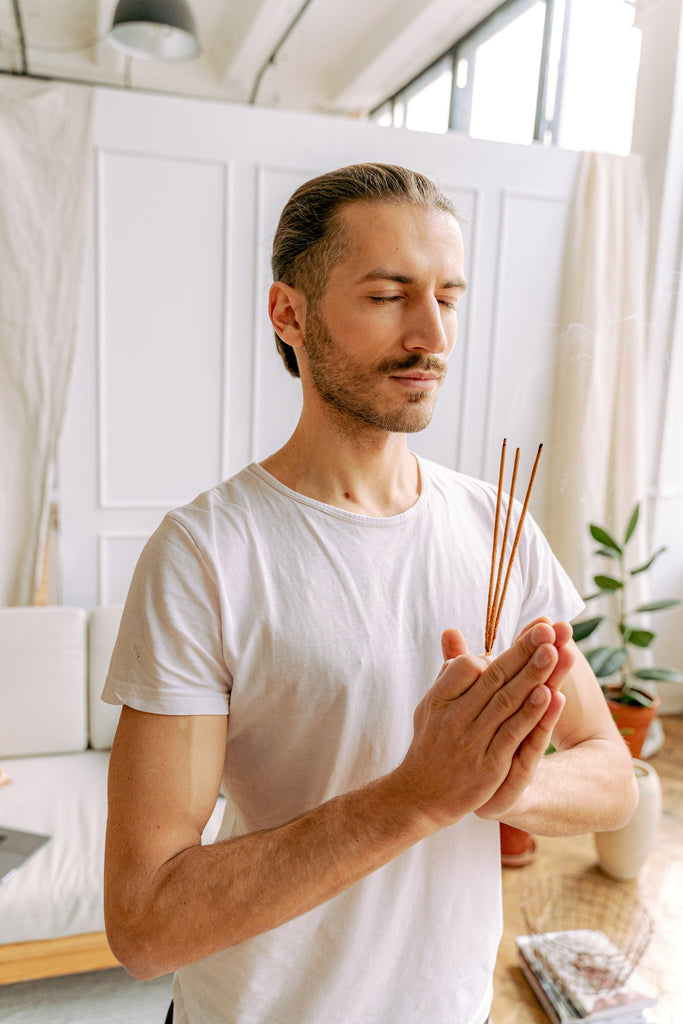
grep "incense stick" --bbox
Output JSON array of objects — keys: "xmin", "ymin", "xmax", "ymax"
[
  {"xmin": 487, "ymin": 445, "xmax": 520, "ymax": 653},
  {"xmin": 485, "ymin": 439, "xmax": 506, "ymax": 653},
  {"xmin": 484, "ymin": 441, "xmax": 543, "ymax": 655}
]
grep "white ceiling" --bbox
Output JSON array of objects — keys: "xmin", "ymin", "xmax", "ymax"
[{"xmin": 0, "ymin": 0, "xmax": 501, "ymax": 116}]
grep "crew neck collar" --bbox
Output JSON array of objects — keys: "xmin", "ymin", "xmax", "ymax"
[{"xmin": 248, "ymin": 456, "xmax": 429, "ymax": 526}]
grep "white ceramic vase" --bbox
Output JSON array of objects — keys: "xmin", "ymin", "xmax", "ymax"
[{"xmin": 594, "ymin": 758, "xmax": 662, "ymax": 881}]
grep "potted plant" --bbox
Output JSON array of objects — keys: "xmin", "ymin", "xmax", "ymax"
[{"xmin": 572, "ymin": 503, "xmax": 683, "ymax": 756}]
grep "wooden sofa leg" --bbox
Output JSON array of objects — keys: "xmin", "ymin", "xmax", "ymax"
[{"xmin": 0, "ymin": 931, "xmax": 120, "ymax": 985}]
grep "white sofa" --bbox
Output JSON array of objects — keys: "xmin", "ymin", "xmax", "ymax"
[{"xmin": 0, "ymin": 605, "xmax": 223, "ymax": 984}]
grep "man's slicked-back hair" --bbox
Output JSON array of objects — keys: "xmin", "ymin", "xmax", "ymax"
[{"xmin": 271, "ymin": 163, "xmax": 458, "ymax": 377}]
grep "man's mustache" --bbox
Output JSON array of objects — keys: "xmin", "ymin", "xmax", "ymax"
[{"xmin": 376, "ymin": 354, "xmax": 448, "ymax": 378}]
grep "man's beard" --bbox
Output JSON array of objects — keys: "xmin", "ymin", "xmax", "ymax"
[{"xmin": 302, "ymin": 308, "xmax": 447, "ymax": 434}]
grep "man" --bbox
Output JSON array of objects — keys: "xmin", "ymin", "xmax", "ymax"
[{"xmin": 103, "ymin": 164, "xmax": 637, "ymax": 1024}]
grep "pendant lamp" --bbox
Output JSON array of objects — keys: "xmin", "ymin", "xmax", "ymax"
[{"xmin": 109, "ymin": 0, "xmax": 201, "ymax": 61}]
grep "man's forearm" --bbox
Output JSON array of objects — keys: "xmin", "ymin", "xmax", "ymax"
[
  {"xmin": 106, "ymin": 770, "xmax": 430, "ymax": 980},
  {"xmin": 496, "ymin": 738, "xmax": 638, "ymax": 836}
]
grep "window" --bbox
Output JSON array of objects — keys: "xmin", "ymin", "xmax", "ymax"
[
  {"xmin": 459, "ymin": 1, "xmax": 549, "ymax": 145},
  {"xmin": 374, "ymin": 57, "xmax": 453, "ymax": 134},
  {"xmin": 370, "ymin": 0, "xmax": 642, "ymax": 155},
  {"xmin": 558, "ymin": 0, "xmax": 642, "ymax": 154}
]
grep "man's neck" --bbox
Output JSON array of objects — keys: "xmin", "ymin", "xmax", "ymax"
[{"xmin": 260, "ymin": 417, "xmax": 421, "ymax": 518}]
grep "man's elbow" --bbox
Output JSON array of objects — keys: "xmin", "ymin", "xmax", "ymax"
[
  {"xmin": 601, "ymin": 745, "xmax": 640, "ymax": 831},
  {"xmin": 105, "ymin": 900, "xmax": 170, "ymax": 981}
]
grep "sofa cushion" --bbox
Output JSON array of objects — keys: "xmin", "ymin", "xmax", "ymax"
[
  {"xmin": 0, "ymin": 750, "xmax": 226, "ymax": 945},
  {"xmin": 88, "ymin": 605, "xmax": 124, "ymax": 750},
  {"xmin": 0, "ymin": 751, "xmax": 109, "ymax": 943},
  {"xmin": 0, "ymin": 606, "xmax": 87, "ymax": 757}
]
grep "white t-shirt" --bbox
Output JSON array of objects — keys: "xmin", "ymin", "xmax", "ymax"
[{"xmin": 104, "ymin": 456, "xmax": 582, "ymax": 1024}]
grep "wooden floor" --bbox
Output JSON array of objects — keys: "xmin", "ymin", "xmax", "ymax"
[{"xmin": 491, "ymin": 715, "xmax": 683, "ymax": 1024}]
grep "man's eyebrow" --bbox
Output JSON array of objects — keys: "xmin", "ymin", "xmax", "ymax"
[{"xmin": 356, "ymin": 269, "xmax": 468, "ymax": 291}]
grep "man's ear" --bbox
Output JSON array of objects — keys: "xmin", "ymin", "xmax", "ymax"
[{"xmin": 269, "ymin": 282, "xmax": 307, "ymax": 352}]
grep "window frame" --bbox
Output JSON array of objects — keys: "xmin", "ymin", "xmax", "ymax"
[{"xmin": 371, "ymin": 0, "xmax": 572, "ymax": 146}]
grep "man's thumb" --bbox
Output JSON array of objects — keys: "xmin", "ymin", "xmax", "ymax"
[{"xmin": 440, "ymin": 628, "xmax": 469, "ymax": 661}]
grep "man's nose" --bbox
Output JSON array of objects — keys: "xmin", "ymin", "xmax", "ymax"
[{"xmin": 403, "ymin": 297, "xmax": 452, "ymax": 354}]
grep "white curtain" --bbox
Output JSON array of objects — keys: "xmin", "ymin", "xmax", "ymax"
[
  {"xmin": 0, "ymin": 80, "xmax": 93, "ymax": 606},
  {"xmin": 545, "ymin": 152, "xmax": 651, "ymax": 596}
]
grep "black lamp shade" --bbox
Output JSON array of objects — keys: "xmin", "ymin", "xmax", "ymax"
[{"xmin": 110, "ymin": 0, "xmax": 201, "ymax": 61}]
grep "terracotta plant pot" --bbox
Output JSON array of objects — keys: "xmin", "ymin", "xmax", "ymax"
[
  {"xmin": 605, "ymin": 691, "xmax": 661, "ymax": 758},
  {"xmin": 499, "ymin": 823, "xmax": 537, "ymax": 867}
]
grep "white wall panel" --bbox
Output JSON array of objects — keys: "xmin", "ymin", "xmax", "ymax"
[
  {"xmin": 98, "ymin": 533, "xmax": 150, "ymax": 605},
  {"xmin": 97, "ymin": 149, "xmax": 227, "ymax": 508},
  {"xmin": 484, "ymin": 191, "xmax": 572, "ymax": 519}
]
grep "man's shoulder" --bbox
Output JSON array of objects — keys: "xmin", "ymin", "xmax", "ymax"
[
  {"xmin": 167, "ymin": 464, "xmax": 264, "ymax": 522},
  {"xmin": 143, "ymin": 465, "xmax": 269, "ymax": 557}
]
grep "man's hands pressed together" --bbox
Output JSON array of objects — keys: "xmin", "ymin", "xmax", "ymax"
[{"xmin": 395, "ymin": 621, "xmax": 573, "ymax": 831}]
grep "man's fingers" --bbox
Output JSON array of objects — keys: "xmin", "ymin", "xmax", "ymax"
[
  {"xmin": 515, "ymin": 690, "xmax": 565, "ymax": 765},
  {"xmin": 434, "ymin": 624, "xmax": 558, "ymax": 725},
  {"xmin": 473, "ymin": 639, "xmax": 558, "ymax": 745},
  {"xmin": 474, "ymin": 690, "xmax": 566, "ymax": 820},
  {"xmin": 462, "ymin": 623, "xmax": 555, "ymax": 715},
  {"xmin": 543, "ymin": 638, "xmax": 576, "ymax": 693},
  {"xmin": 515, "ymin": 616, "xmax": 552, "ymax": 641},
  {"xmin": 491, "ymin": 621, "xmax": 556, "ymax": 681},
  {"xmin": 440, "ymin": 628, "xmax": 469, "ymax": 662}
]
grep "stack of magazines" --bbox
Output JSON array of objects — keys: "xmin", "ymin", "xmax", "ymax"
[{"xmin": 516, "ymin": 930, "xmax": 658, "ymax": 1023}]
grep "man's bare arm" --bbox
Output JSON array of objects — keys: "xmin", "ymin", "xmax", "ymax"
[{"xmin": 105, "ymin": 622, "xmax": 561, "ymax": 979}]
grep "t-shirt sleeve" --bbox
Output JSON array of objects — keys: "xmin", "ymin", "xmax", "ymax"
[
  {"xmin": 514, "ymin": 511, "xmax": 585, "ymax": 634},
  {"xmin": 102, "ymin": 513, "xmax": 232, "ymax": 715}
]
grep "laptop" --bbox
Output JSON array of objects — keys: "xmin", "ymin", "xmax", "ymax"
[{"xmin": 0, "ymin": 827, "xmax": 50, "ymax": 885}]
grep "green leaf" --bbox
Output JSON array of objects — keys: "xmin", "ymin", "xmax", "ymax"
[
  {"xmin": 587, "ymin": 646, "xmax": 628, "ymax": 677},
  {"xmin": 620, "ymin": 688, "xmax": 655, "ymax": 708},
  {"xmin": 635, "ymin": 599, "xmax": 681, "ymax": 613},
  {"xmin": 593, "ymin": 574, "xmax": 624, "ymax": 591},
  {"xmin": 582, "ymin": 591, "xmax": 603, "ymax": 603},
  {"xmin": 634, "ymin": 667, "xmax": 683, "ymax": 683},
  {"xmin": 572, "ymin": 616, "xmax": 604, "ymax": 642},
  {"xmin": 620, "ymin": 627, "xmax": 655, "ymax": 648},
  {"xmin": 590, "ymin": 524, "xmax": 621, "ymax": 553},
  {"xmin": 630, "ymin": 547, "xmax": 666, "ymax": 575},
  {"xmin": 594, "ymin": 546, "xmax": 620, "ymax": 559},
  {"xmin": 623, "ymin": 504, "xmax": 640, "ymax": 544}
]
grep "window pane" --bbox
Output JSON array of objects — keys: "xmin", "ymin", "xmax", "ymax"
[
  {"xmin": 404, "ymin": 64, "xmax": 453, "ymax": 134},
  {"xmin": 558, "ymin": 0, "xmax": 641, "ymax": 155},
  {"xmin": 469, "ymin": 2, "xmax": 546, "ymax": 145}
]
